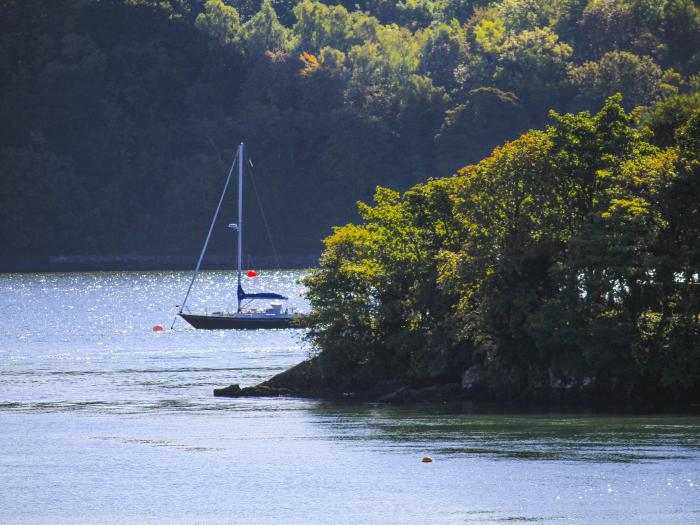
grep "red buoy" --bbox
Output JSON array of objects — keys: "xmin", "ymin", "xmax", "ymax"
[
  {"xmin": 152, "ymin": 325, "xmax": 164, "ymax": 332},
  {"xmin": 246, "ymin": 270, "xmax": 257, "ymax": 278}
]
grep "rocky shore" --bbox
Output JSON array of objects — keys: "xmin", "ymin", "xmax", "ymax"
[
  {"xmin": 214, "ymin": 356, "xmax": 578, "ymax": 404},
  {"xmin": 213, "ymin": 358, "xmax": 695, "ymax": 406},
  {"xmin": 214, "ymin": 357, "xmax": 474, "ymax": 402}
]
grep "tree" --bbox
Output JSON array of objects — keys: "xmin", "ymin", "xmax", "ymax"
[
  {"xmin": 662, "ymin": 0, "xmax": 700, "ymax": 71},
  {"xmin": 304, "ymin": 176, "xmax": 467, "ymax": 383},
  {"xmin": 242, "ymin": 0, "xmax": 289, "ymax": 57},
  {"xmin": 345, "ymin": 23, "xmax": 425, "ymax": 118},
  {"xmin": 299, "ymin": 47, "xmax": 348, "ymax": 113},
  {"xmin": 292, "ymin": 0, "xmax": 365, "ymax": 53},
  {"xmin": 498, "ymin": 0, "xmax": 558, "ymax": 33},
  {"xmin": 573, "ymin": 0, "xmax": 651, "ymax": 61},
  {"xmin": 472, "ymin": 17, "xmax": 505, "ymax": 53},
  {"xmin": 195, "ymin": 0, "xmax": 241, "ymax": 47},
  {"xmin": 644, "ymin": 92, "xmax": 700, "ymax": 147},
  {"xmin": 569, "ymin": 51, "xmax": 669, "ymax": 110},
  {"xmin": 495, "ymin": 26, "xmax": 572, "ymax": 113},
  {"xmin": 306, "ymin": 95, "xmax": 700, "ymax": 400},
  {"xmin": 438, "ymin": 0, "xmax": 492, "ymax": 23},
  {"xmin": 419, "ymin": 22, "xmax": 469, "ymax": 90}
]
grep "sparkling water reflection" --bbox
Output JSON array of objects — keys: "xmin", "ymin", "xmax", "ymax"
[{"xmin": 0, "ymin": 271, "xmax": 698, "ymax": 525}]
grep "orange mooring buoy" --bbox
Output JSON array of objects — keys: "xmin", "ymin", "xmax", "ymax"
[
  {"xmin": 422, "ymin": 456, "xmax": 433, "ymax": 463},
  {"xmin": 152, "ymin": 325, "xmax": 164, "ymax": 332}
]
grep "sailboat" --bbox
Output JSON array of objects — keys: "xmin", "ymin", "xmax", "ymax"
[{"xmin": 175, "ymin": 143, "xmax": 304, "ymax": 329}]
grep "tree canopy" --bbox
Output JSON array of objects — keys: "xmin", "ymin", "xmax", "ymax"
[
  {"xmin": 1, "ymin": 0, "xmax": 699, "ymax": 259},
  {"xmin": 304, "ymin": 95, "xmax": 700, "ymax": 401}
]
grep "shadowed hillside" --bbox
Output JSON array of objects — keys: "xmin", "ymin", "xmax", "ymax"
[{"xmin": 1, "ymin": 0, "xmax": 699, "ymax": 261}]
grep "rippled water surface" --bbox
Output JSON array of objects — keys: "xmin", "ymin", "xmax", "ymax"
[{"xmin": 1, "ymin": 271, "xmax": 699, "ymax": 524}]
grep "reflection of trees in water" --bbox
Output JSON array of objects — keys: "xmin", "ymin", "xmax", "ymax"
[{"xmin": 308, "ymin": 402, "xmax": 700, "ymax": 462}]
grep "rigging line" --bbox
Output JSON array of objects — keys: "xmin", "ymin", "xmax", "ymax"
[
  {"xmin": 248, "ymin": 160, "xmax": 282, "ymax": 270},
  {"xmin": 206, "ymin": 135, "xmax": 229, "ymax": 172},
  {"xmin": 170, "ymin": 152, "xmax": 238, "ymax": 330}
]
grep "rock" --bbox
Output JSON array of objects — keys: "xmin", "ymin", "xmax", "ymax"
[
  {"xmin": 213, "ymin": 383, "xmax": 241, "ymax": 397},
  {"xmin": 239, "ymin": 385, "xmax": 293, "ymax": 397},
  {"xmin": 263, "ymin": 358, "xmax": 325, "ymax": 393},
  {"xmin": 213, "ymin": 358, "xmax": 328, "ymax": 398},
  {"xmin": 377, "ymin": 387, "xmax": 411, "ymax": 403},
  {"xmin": 213, "ymin": 383, "xmax": 294, "ymax": 398},
  {"xmin": 214, "ymin": 357, "xmax": 469, "ymax": 403},
  {"xmin": 378, "ymin": 383, "xmax": 462, "ymax": 403},
  {"xmin": 461, "ymin": 364, "xmax": 484, "ymax": 391}
]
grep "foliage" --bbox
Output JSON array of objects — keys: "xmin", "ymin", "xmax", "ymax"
[
  {"xmin": 495, "ymin": 27, "xmax": 573, "ymax": 110},
  {"xmin": 568, "ymin": 51, "xmax": 671, "ymax": 110},
  {"xmin": 473, "ymin": 18, "xmax": 506, "ymax": 53},
  {"xmin": 643, "ymin": 91, "xmax": 700, "ymax": 147},
  {"xmin": 305, "ymin": 97, "xmax": 700, "ymax": 400},
  {"xmin": 241, "ymin": 0, "xmax": 289, "ymax": 56},
  {"xmin": 1, "ymin": 0, "xmax": 700, "ymax": 261},
  {"xmin": 304, "ymin": 177, "xmax": 468, "ymax": 381},
  {"xmin": 196, "ymin": 0, "xmax": 242, "ymax": 47}
]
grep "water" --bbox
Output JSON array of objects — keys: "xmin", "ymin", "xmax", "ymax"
[{"xmin": 1, "ymin": 271, "xmax": 699, "ymax": 525}]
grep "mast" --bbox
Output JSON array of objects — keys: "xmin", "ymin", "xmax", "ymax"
[{"xmin": 236, "ymin": 142, "xmax": 244, "ymax": 312}]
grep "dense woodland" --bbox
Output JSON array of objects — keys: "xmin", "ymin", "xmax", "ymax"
[
  {"xmin": 2, "ymin": 0, "xmax": 700, "ymax": 258},
  {"xmin": 304, "ymin": 95, "xmax": 700, "ymax": 400}
]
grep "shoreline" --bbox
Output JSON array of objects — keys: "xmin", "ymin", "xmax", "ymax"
[{"xmin": 213, "ymin": 358, "xmax": 700, "ymax": 411}]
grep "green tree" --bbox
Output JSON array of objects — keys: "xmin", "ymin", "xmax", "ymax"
[
  {"xmin": 419, "ymin": 22, "xmax": 469, "ymax": 90},
  {"xmin": 569, "ymin": 51, "xmax": 670, "ymax": 110},
  {"xmin": 195, "ymin": 0, "xmax": 241, "ymax": 47},
  {"xmin": 306, "ymin": 95, "xmax": 699, "ymax": 400},
  {"xmin": 573, "ymin": 0, "xmax": 650, "ymax": 60},
  {"xmin": 662, "ymin": 0, "xmax": 700, "ymax": 71},
  {"xmin": 472, "ymin": 17, "xmax": 506, "ymax": 53},
  {"xmin": 304, "ymin": 176, "xmax": 467, "ymax": 382},
  {"xmin": 498, "ymin": 0, "xmax": 559, "ymax": 33},
  {"xmin": 643, "ymin": 91, "xmax": 700, "ymax": 147},
  {"xmin": 292, "ymin": 0, "xmax": 377, "ymax": 53},
  {"xmin": 495, "ymin": 26, "xmax": 572, "ymax": 112},
  {"xmin": 299, "ymin": 47, "xmax": 348, "ymax": 113},
  {"xmin": 345, "ymin": 23, "xmax": 425, "ymax": 118},
  {"xmin": 242, "ymin": 0, "xmax": 289, "ymax": 57}
]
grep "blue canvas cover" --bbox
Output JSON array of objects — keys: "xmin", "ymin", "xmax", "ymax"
[{"xmin": 237, "ymin": 284, "xmax": 287, "ymax": 301}]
